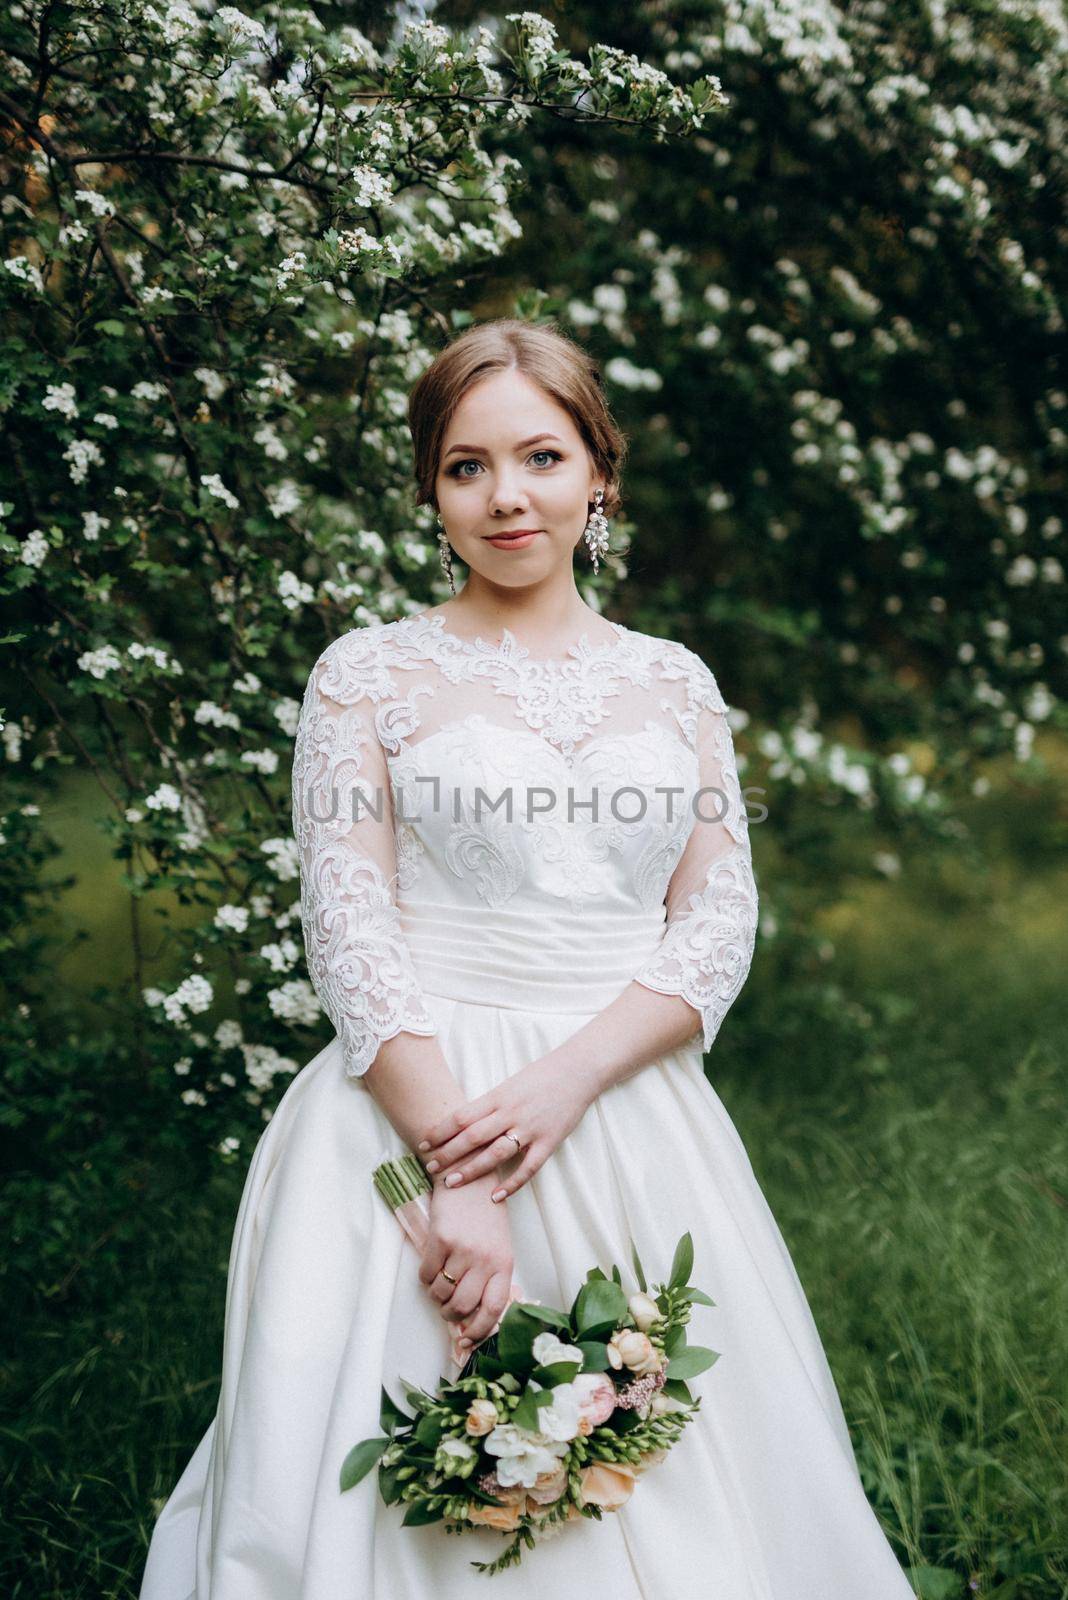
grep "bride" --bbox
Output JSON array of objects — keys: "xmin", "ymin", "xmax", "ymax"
[{"xmin": 139, "ymin": 319, "xmax": 916, "ymax": 1597}]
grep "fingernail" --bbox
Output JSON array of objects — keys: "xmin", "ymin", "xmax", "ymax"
[
  {"xmin": 458, "ymin": 1338, "xmax": 471, "ymax": 1349},
  {"xmin": 444, "ymin": 1172, "xmax": 462, "ymax": 1187},
  {"xmin": 491, "ymin": 1187, "xmax": 506, "ymax": 1202},
  {"xmin": 417, "ymin": 1140, "xmax": 430, "ymax": 1151},
  {"xmin": 425, "ymin": 1159, "xmax": 439, "ymax": 1173}
]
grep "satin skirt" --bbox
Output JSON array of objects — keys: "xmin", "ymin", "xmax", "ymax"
[{"xmin": 139, "ymin": 903, "xmax": 915, "ymax": 1599}]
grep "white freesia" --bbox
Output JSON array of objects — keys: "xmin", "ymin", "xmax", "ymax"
[{"xmin": 482, "ymin": 1423, "xmax": 568, "ymax": 1488}]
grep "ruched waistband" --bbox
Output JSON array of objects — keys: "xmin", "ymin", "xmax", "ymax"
[{"xmin": 398, "ymin": 898, "xmax": 667, "ymax": 1013}]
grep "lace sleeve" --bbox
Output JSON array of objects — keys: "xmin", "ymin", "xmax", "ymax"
[
  {"xmin": 291, "ymin": 636, "xmax": 439, "ymax": 1078},
  {"xmin": 632, "ymin": 655, "xmax": 759, "ymax": 1052}
]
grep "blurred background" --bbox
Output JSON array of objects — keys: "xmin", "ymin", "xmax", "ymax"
[{"xmin": 1, "ymin": 3, "xmax": 1065, "ymax": 1595}]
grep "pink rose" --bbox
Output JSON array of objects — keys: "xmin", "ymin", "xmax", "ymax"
[{"xmin": 573, "ymin": 1372, "xmax": 617, "ymax": 1433}]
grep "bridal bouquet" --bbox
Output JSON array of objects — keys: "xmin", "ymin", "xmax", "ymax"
[{"xmin": 340, "ymin": 1155, "xmax": 720, "ymax": 1576}]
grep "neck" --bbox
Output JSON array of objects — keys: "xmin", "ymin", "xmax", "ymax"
[{"xmin": 444, "ymin": 575, "xmax": 600, "ymax": 645}]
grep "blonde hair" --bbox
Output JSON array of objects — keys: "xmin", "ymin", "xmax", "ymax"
[{"xmin": 407, "ymin": 318, "xmax": 627, "ymax": 518}]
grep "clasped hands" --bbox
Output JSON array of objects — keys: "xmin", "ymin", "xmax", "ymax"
[{"xmin": 416, "ymin": 1054, "xmax": 595, "ymax": 1202}]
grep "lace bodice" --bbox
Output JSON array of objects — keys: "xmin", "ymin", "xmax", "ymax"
[{"xmin": 290, "ymin": 612, "xmax": 759, "ymax": 1077}]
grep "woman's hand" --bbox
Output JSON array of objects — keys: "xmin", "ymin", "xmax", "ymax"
[
  {"xmin": 416, "ymin": 1057, "xmax": 594, "ymax": 1202},
  {"xmin": 418, "ymin": 1173, "xmax": 514, "ymax": 1353}
]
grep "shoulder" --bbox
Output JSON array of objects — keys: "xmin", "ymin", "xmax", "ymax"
[
  {"xmin": 305, "ymin": 618, "xmax": 407, "ymax": 703},
  {"xmin": 623, "ymin": 626, "xmax": 729, "ymax": 715}
]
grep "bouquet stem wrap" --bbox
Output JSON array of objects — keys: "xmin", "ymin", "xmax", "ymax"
[{"xmin": 373, "ymin": 1154, "xmax": 525, "ymax": 1370}]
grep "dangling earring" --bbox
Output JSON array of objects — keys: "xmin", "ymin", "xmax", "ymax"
[
  {"xmin": 583, "ymin": 487, "xmax": 611, "ymax": 574},
  {"xmin": 436, "ymin": 512, "xmax": 456, "ymax": 596}
]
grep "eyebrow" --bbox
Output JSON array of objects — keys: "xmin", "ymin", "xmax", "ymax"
[{"xmin": 442, "ymin": 433, "xmax": 564, "ymax": 458}]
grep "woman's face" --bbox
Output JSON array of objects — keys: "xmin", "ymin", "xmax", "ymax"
[{"xmin": 434, "ymin": 368, "xmax": 604, "ymax": 586}]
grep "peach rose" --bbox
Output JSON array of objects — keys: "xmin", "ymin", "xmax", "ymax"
[
  {"xmin": 578, "ymin": 1460, "xmax": 639, "ymax": 1512},
  {"xmin": 525, "ymin": 1463, "xmax": 569, "ymax": 1505},
  {"xmin": 633, "ymin": 1446, "xmax": 669, "ymax": 1474},
  {"xmin": 464, "ymin": 1398, "xmax": 499, "ymax": 1436},
  {"xmin": 466, "ymin": 1499, "xmax": 526, "ymax": 1532},
  {"xmin": 627, "ymin": 1292, "xmax": 662, "ymax": 1332},
  {"xmin": 606, "ymin": 1328, "xmax": 661, "ymax": 1377}
]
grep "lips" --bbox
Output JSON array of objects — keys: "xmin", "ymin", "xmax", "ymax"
[{"xmin": 484, "ymin": 529, "xmax": 542, "ymax": 548}]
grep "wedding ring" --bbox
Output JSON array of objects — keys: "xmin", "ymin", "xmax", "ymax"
[
  {"xmin": 440, "ymin": 1269, "xmax": 458, "ymax": 1285},
  {"xmin": 505, "ymin": 1131, "xmax": 522, "ymax": 1151}
]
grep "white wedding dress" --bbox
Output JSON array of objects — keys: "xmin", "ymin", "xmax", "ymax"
[{"xmin": 140, "ymin": 611, "xmax": 915, "ymax": 1599}]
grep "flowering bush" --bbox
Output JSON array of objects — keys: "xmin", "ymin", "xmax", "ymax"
[
  {"xmin": 500, "ymin": 1, "xmax": 1067, "ymax": 827},
  {"xmin": 0, "ymin": 4, "xmax": 725, "ymax": 1130}
]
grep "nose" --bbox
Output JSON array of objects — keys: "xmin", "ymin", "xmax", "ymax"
[{"xmin": 487, "ymin": 469, "xmax": 530, "ymax": 517}]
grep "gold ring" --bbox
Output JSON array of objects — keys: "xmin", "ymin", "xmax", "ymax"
[
  {"xmin": 505, "ymin": 1131, "xmax": 522, "ymax": 1151},
  {"xmin": 440, "ymin": 1269, "xmax": 458, "ymax": 1285}
]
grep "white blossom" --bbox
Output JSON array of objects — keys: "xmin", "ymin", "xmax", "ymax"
[
  {"xmin": 4, "ymin": 255, "xmax": 45, "ymax": 291},
  {"xmin": 19, "ymin": 529, "xmax": 49, "ymax": 567},
  {"xmin": 241, "ymin": 748, "xmax": 279, "ymax": 775},
  {"xmin": 145, "ymin": 782, "xmax": 182, "ymax": 812},
  {"xmin": 75, "ymin": 187, "xmax": 116, "ymax": 218},
  {"xmin": 241, "ymin": 1040, "xmax": 298, "ymax": 1090},
  {"xmin": 214, "ymin": 903, "xmax": 250, "ymax": 933},
  {"xmin": 261, "ymin": 836, "xmax": 300, "ymax": 880},
  {"xmin": 267, "ymin": 979, "xmax": 321, "ymax": 1026},
  {"xmin": 77, "ymin": 645, "xmax": 123, "ymax": 679},
  {"xmin": 201, "ymin": 473, "xmax": 240, "ymax": 510},
  {"xmin": 63, "ymin": 438, "xmax": 105, "ymax": 484},
  {"xmin": 42, "ymin": 382, "xmax": 79, "ymax": 419}
]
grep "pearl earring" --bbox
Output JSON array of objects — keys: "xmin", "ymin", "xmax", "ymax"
[
  {"xmin": 436, "ymin": 513, "xmax": 456, "ymax": 596},
  {"xmin": 583, "ymin": 487, "xmax": 610, "ymax": 574}
]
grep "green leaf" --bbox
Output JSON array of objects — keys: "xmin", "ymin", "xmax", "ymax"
[
  {"xmin": 573, "ymin": 1277, "xmax": 628, "ymax": 1338},
  {"xmin": 96, "ymin": 319, "xmax": 126, "ymax": 337},
  {"xmin": 666, "ymin": 1346, "xmax": 720, "ymax": 1380},
  {"xmin": 630, "ymin": 1238, "xmax": 648, "ymax": 1293},
  {"xmin": 663, "ymin": 1324, "xmax": 686, "ymax": 1357},
  {"xmin": 507, "ymin": 1300, "xmax": 571, "ymax": 1331},
  {"xmin": 661, "ymin": 1378, "xmax": 694, "ymax": 1404},
  {"xmin": 413, "ymin": 1413, "xmax": 445, "ymax": 1448},
  {"xmin": 668, "ymin": 1232, "xmax": 694, "ymax": 1289},
  {"xmin": 683, "ymin": 1287, "xmax": 716, "ymax": 1306},
  {"xmin": 379, "ymin": 1385, "xmax": 411, "ymax": 1434},
  {"xmin": 575, "ymin": 1341, "xmax": 611, "ymax": 1372},
  {"xmin": 532, "ymin": 1359, "xmax": 583, "ymax": 1386},
  {"xmin": 339, "ymin": 1435, "xmax": 388, "ymax": 1492},
  {"xmin": 512, "ymin": 1384, "xmax": 556, "ymax": 1431},
  {"xmin": 497, "ymin": 1305, "xmax": 543, "ymax": 1371}
]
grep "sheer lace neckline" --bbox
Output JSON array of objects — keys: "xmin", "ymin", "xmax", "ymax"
[{"xmin": 405, "ymin": 610, "xmax": 630, "ymax": 667}]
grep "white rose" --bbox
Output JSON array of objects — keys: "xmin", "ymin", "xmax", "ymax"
[{"xmin": 532, "ymin": 1332, "xmax": 585, "ymax": 1371}]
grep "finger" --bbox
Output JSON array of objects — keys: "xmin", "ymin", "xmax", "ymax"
[
  {"xmin": 417, "ymin": 1094, "xmax": 493, "ymax": 1154},
  {"xmin": 437, "ymin": 1134, "xmax": 523, "ymax": 1188},
  {"xmin": 439, "ymin": 1268, "xmax": 481, "ymax": 1323},
  {"xmin": 490, "ymin": 1147, "xmax": 545, "ymax": 1203},
  {"xmin": 422, "ymin": 1113, "xmax": 502, "ymax": 1177},
  {"xmin": 418, "ymin": 1239, "xmax": 447, "ymax": 1288},
  {"xmin": 422, "ymin": 1114, "xmax": 503, "ymax": 1173},
  {"xmin": 458, "ymin": 1272, "xmax": 513, "ymax": 1349}
]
